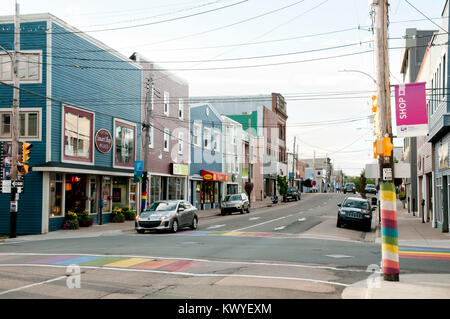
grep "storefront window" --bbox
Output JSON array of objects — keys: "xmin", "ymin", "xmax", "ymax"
[
  {"xmin": 168, "ymin": 177, "xmax": 185, "ymax": 200},
  {"xmin": 129, "ymin": 180, "xmax": 136, "ymax": 211},
  {"xmin": 50, "ymin": 173, "xmax": 63, "ymax": 217},
  {"xmin": 150, "ymin": 175, "xmax": 161, "ymax": 204},
  {"xmin": 112, "ymin": 177, "xmax": 128, "ymax": 209},
  {"xmin": 196, "ymin": 182, "xmax": 201, "ymax": 205},
  {"xmin": 102, "ymin": 176, "xmax": 111, "ymax": 213},
  {"xmin": 115, "ymin": 121, "xmax": 135, "ymax": 167},
  {"xmin": 88, "ymin": 176, "xmax": 98, "ymax": 214}
]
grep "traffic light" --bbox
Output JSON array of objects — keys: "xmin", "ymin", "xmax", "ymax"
[
  {"xmin": 21, "ymin": 142, "xmax": 32, "ymax": 175},
  {"xmin": 382, "ymin": 137, "xmax": 393, "ymax": 157},
  {"xmin": 373, "ymin": 139, "xmax": 383, "ymax": 158},
  {"xmin": 371, "ymin": 95, "xmax": 378, "ymax": 113}
]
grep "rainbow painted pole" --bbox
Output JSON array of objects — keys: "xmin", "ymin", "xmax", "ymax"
[{"xmin": 380, "ymin": 182, "xmax": 400, "ymax": 281}]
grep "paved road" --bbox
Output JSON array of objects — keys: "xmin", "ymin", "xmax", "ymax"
[{"xmin": 0, "ymin": 193, "xmax": 448, "ymax": 299}]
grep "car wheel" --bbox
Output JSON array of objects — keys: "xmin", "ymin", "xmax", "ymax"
[
  {"xmin": 365, "ymin": 222, "xmax": 371, "ymax": 232},
  {"xmin": 240, "ymin": 207, "xmax": 245, "ymax": 214},
  {"xmin": 190, "ymin": 217, "xmax": 198, "ymax": 230},
  {"xmin": 246, "ymin": 206, "xmax": 250, "ymax": 214},
  {"xmin": 136, "ymin": 229, "xmax": 145, "ymax": 234},
  {"xmin": 337, "ymin": 218, "xmax": 342, "ymax": 228},
  {"xmin": 221, "ymin": 210, "xmax": 226, "ymax": 216},
  {"xmin": 171, "ymin": 219, "xmax": 179, "ymax": 233}
]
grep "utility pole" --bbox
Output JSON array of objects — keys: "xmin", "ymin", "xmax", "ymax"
[
  {"xmin": 291, "ymin": 136, "xmax": 296, "ymax": 187},
  {"xmin": 9, "ymin": 1, "xmax": 20, "ymax": 238},
  {"xmin": 141, "ymin": 76, "xmax": 153, "ymax": 211},
  {"xmin": 371, "ymin": 0, "xmax": 399, "ymax": 282}
]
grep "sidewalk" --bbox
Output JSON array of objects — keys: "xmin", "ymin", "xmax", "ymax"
[
  {"xmin": 343, "ymin": 198, "xmax": 450, "ymax": 299},
  {"xmin": 0, "ymin": 195, "xmax": 305, "ymax": 242}
]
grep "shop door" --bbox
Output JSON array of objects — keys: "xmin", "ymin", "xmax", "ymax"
[
  {"xmin": 65, "ymin": 174, "xmax": 87, "ymax": 214},
  {"xmin": 443, "ymin": 176, "xmax": 449, "ymax": 232},
  {"xmin": 89, "ymin": 176, "xmax": 98, "ymax": 215}
]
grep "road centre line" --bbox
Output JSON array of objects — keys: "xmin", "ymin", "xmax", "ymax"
[
  {"xmin": 0, "ymin": 264, "xmax": 350, "ymax": 287},
  {"xmin": 0, "ymin": 274, "xmax": 67, "ymax": 296},
  {"xmin": 231, "ymin": 216, "xmax": 289, "ymax": 232}
]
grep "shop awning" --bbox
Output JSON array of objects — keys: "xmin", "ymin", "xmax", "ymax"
[
  {"xmin": 201, "ymin": 170, "xmax": 229, "ymax": 182},
  {"xmin": 32, "ymin": 162, "xmax": 134, "ymax": 177}
]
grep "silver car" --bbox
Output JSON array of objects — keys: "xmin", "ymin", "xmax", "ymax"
[
  {"xmin": 221, "ymin": 193, "xmax": 250, "ymax": 215},
  {"xmin": 135, "ymin": 200, "xmax": 198, "ymax": 233}
]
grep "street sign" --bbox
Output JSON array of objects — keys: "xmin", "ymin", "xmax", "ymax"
[{"xmin": 382, "ymin": 168, "xmax": 393, "ymax": 181}]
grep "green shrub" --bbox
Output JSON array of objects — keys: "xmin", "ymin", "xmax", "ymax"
[
  {"xmin": 111, "ymin": 208, "xmax": 125, "ymax": 223},
  {"xmin": 78, "ymin": 210, "xmax": 94, "ymax": 227}
]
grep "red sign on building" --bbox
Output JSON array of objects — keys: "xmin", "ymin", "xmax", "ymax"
[{"xmin": 95, "ymin": 129, "xmax": 113, "ymax": 153}]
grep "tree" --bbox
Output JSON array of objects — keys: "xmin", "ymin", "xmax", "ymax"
[
  {"xmin": 277, "ymin": 175, "xmax": 288, "ymax": 196},
  {"xmin": 359, "ymin": 170, "xmax": 367, "ymax": 199}
]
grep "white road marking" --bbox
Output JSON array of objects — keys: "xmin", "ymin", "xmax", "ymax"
[
  {"xmin": 0, "ymin": 264, "xmax": 349, "ymax": 287},
  {"xmin": 232, "ymin": 216, "xmax": 289, "ymax": 232},
  {"xmin": 0, "ymin": 275, "xmax": 67, "ymax": 296},
  {"xmin": 249, "ymin": 217, "xmax": 260, "ymax": 221},
  {"xmin": 298, "ymin": 218, "xmax": 306, "ymax": 222},
  {"xmin": 274, "ymin": 226, "xmax": 286, "ymax": 231},
  {"xmin": 325, "ymin": 254, "xmax": 353, "ymax": 259},
  {"xmin": 207, "ymin": 224, "xmax": 226, "ymax": 230}
]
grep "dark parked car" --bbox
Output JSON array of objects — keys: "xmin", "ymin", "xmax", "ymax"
[
  {"xmin": 135, "ymin": 200, "xmax": 198, "ymax": 233},
  {"xmin": 283, "ymin": 187, "xmax": 301, "ymax": 202},
  {"xmin": 344, "ymin": 183, "xmax": 356, "ymax": 194},
  {"xmin": 336, "ymin": 197, "xmax": 374, "ymax": 232},
  {"xmin": 365, "ymin": 184, "xmax": 377, "ymax": 195}
]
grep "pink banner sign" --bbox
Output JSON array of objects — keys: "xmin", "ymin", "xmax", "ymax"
[{"xmin": 394, "ymin": 82, "xmax": 428, "ymax": 137}]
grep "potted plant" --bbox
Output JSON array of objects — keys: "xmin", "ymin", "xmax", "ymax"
[
  {"xmin": 111, "ymin": 207, "xmax": 125, "ymax": 223},
  {"xmin": 122, "ymin": 206, "xmax": 137, "ymax": 220},
  {"xmin": 62, "ymin": 211, "xmax": 79, "ymax": 230},
  {"xmin": 78, "ymin": 210, "xmax": 94, "ymax": 227}
]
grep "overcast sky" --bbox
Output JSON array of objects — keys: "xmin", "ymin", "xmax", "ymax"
[{"xmin": 1, "ymin": 0, "xmax": 446, "ymax": 175}]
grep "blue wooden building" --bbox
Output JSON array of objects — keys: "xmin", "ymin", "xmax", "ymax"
[
  {"xmin": 189, "ymin": 104, "xmax": 226, "ymax": 210},
  {"xmin": 0, "ymin": 13, "xmax": 142, "ymax": 235}
]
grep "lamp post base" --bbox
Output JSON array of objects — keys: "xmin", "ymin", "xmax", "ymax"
[{"xmin": 383, "ymin": 273, "xmax": 399, "ymax": 282}]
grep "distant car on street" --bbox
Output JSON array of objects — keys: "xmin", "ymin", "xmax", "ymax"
[
  {"xmin": 344, "ymin": 183, "xmax": 356, "ymax": 194},
  {"xmin": 283, "ymin": 187, "xmax": 301, "ymax": 202},
  {"xmin": 135, "ymin": 200, "xmax": 198, "ymax": 234},
  {"xmin": 365, "ymin": 184, "xmax": 377, "ymax": 195},
  {"xmin": 336, "ymin": 197, "xmax": 375, "ymax": 232},
  {"xmin": 221, "ymin": 193, "xmax": 250, "ymax": 215}
]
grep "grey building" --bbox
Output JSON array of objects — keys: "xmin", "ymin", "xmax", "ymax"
[{"xmin": 400, "ymin": 28, "xmax": 436, "ymax": 216}]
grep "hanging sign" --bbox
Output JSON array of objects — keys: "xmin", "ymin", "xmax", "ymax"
[
  {"xmin": 394, "ymin": 82, "xmax": 428, "ymax": 137},
  {"xmin": 134, "ymin": 161, "xmax": 144, "ymax": 183}
]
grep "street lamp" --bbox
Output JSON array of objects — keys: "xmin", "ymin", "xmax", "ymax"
[{"xmin": 338, "ymin": 69, "xmax": 377, "ymax": 85}]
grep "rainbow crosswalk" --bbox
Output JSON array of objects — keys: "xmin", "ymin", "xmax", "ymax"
[
  {"xmin": 26, "ymin": 255, "xmax": 203, "ymax": 271},
  {"xmin": 399, "ymin": 247, "xmax": 450, "ymax": 261}
]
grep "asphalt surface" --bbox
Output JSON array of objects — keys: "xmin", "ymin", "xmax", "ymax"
[{"xmin": 0, "ymin": 193, "xmax": 449, "ymax": 299}]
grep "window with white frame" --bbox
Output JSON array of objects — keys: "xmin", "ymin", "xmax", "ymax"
[
  {"xmin": 178, "ymin": 132, "xmax": 183, "ymax": 154},
  {"xmin": 164, "ymin": 91, "xmax": 170, "ymax": 116},
  {"xmin": 0, "ymin": 52, "xmax": 41, "ymax": 82},
  {"xmin": 214, "ymin": 130, "xmax": 220, "ymax": 151},
  {"xmin": 204, "ymin": 127, "xmax": 211, "ymax": 149},
  {"xmin": 0, "ymin": 109, "xmax": 40, "ymax": 139},
  {"xmin": 164, "ymin": 128, "xmax": 170, "ymax": 152},
  {"xmin": 178, "ymin": 98, "xmax": 184, "ymax": 120},
  {"xmin": 235, "ymin": 155, "xmax": 239, "ymax": 173},
  {"xmin": 232, "ymin": 126, "xmax": 237, "ymax": 145},
  {"xmin": 193, "ymin": 122, "xmax": 201, "ymax": 147}
]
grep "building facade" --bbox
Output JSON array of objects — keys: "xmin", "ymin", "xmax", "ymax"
[
  {"xmin": 189, "ymin": 104, "xmax": 226, "ymax": 210},
  {"xmin": 400, "ymin": 28, "xmax": 436, "ymax": 216},
  {"xmin": 0, "ymin": 14, "xmax": 142, "ymax": 235},
  {"xmin": 221, "ymin": 115, "xmax": 243, "ymax": 196},
  {"xmin": 130, "ymin": 53, "xmax": 190, "ymax": 206},
  {"xmin": 190, "ymin": 93, "xmax": 288, "ymax": 198}
]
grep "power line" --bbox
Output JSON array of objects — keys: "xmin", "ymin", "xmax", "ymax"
[{"xmin": 403, "ymin": 0, "xmax": 448, "ymax": 33}]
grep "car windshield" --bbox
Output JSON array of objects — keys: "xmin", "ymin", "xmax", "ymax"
[
  {"xmin": 346, "ymin": 183, "xmax": 355, "ymax": 187},
  {"xmin": 225, "ymin": 195, "xmax": 241, "ymax": 201},
  {"xmin": 288, "ymin": 187, "xmax": 297, "ymax": 192},
  {"xmin": 343, "ymin": 199, "xmax": 367, "ymax": 209},
  {"xmin": 366, "ymin": 184, "xmax": 375, "ymax": 188},
  {"xmin": 146, "ymin": 202, "xmax": 178, "ymax": 212}
]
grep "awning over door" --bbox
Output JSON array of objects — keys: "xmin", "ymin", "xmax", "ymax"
[{"xmin": 200, "ymin": 170, "xmax": 228, "ymax": 182}]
